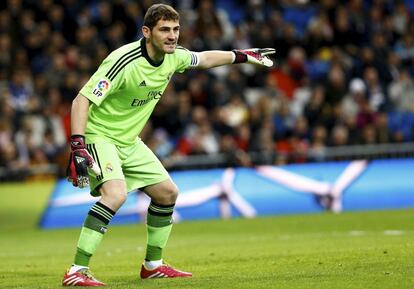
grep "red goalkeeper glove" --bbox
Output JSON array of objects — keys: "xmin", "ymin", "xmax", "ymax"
[
  {"xmin": 232, "ymin": 48, "xmax": 276, "ymax": 67},
  {"xmin": 66, "ymin": 135, "xmax": 101, "ymax": 188}
]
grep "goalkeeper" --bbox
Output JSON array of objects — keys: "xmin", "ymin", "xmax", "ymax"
[{"xmin": 63, "ymin": 3, "xmax": 275, "ymax": 287}]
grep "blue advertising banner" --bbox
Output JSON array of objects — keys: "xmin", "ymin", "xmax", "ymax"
[{"xmin": 39, "ymin": 159, "xmax": 414, "ymax": 229}]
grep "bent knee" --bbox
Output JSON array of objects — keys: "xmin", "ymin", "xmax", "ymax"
[
  {"xmin": 100, "ymin": 181, "xmax": 128, "ymax": 210},
  {"xmin": 114, "ymin": 191, "xmax": 128, "ymax": 204},
  {"xmin": 102, "ymin": 190, "xmax": 127, "ymax": 209},
  {"xmin": 163, "ymin": 182, "xmax": 179, "ymax": 203},
  {"xmin": 156, "ymin": 183, "xmax": 179, "ymax": 205},
  {"xmin": 168, "ymin": 183, "xmax": 179, "ymax": 199}
]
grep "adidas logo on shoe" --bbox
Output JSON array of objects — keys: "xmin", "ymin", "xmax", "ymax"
[
  {"xmin": 62, "ymin": 268, "xmax": 105, "ymax": 286},
  {"xmin": 140, "ymin": 263, "xmax": 192, "ymax": 279}
]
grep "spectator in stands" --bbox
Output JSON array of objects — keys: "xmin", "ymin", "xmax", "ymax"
[
  {"xmin": 219, "ymin": 133, "xmax": 252, "ymax": 167},
  {"xmin": 388, "ymin": 69, "xmax": 414, "ymax": 112},
  {"xmin": 191, "ymin": 120, "xmax": 220, "ymax": 155},
  {"xmin": 363, "ymin": 66, "xmax": 388, "ymax": 112},
  {"xmin": 147, "ymin": 128, "xmax": 174, "ymax": 159},
  {"xmin": 361, "ymin": 124, "xmax": 378, "ymax": 145},
  {"xmin": 325, "ymin": 63, "xmax": 347, "ymax": 106},
  {"xmin": 194, "ymin": 0, "xmax": 233, "ymax": 50},
  {"xmin": 330, "ymin": 124, "xmax": 349, "ymax": 146},
  {"xmin": 332, "ymin": 6, "xmax": 355, "ymax": 50},
  {"xmin": 305, "ymin": 10, "xmax": 333, "ymax": 56},
  {"xmin": 304, "ymin": 85, "xmax": 326, "ymax": 129},
  {"xmin": 220, "ymin": 94, "xmax": 249, "ymax": 128},
  {"xmin": 374, "ymin": 112, "xmax": 391, "ymax": 144},
  {"xmin": 0, "ymin": 34, "xmax": 12, "ymax": 71},
  {"xmin": 394, "ymin": 32, "xmax": 414, "ymax": 66},
  {"xmin": 0, "ymin": 118, "xmax": 14, "ymax": 159},
  {"xmin": 308, "ymin": 124, "xmax": 327, "ymax": 162},
  {"xmin": 341, "ymin": 78, "xmax": 366, "ymax": 119},
  {"xmin": 8, "ymin": 68, "xmax": 39, "ymax": 115}
]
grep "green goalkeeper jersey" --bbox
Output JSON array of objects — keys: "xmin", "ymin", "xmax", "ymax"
[{"xmin": 80, "ymin": 38, "xmax": 197, "ymax": 146}]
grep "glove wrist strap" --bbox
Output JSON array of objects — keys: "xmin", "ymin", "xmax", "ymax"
[
  {"xmin": 232, "ymin": 50, "xmax": 248, "ymax": 64},
  {"xmin": 70, "ymin": 134, "xmax": 86, "ymax": 150}
]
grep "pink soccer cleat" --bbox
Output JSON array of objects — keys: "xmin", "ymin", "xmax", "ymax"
[
  {"xmin": 62, "ymin": 268, "xmax": 105, "ymax": 286},
  {"xmin": 140, "ymin": 263, "xmax": 192, "ymax": 279}
]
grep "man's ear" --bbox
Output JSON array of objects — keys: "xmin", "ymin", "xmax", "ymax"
[{"xmin": 142, "ymin": 26, "xmax": 150, "ymax": 39}]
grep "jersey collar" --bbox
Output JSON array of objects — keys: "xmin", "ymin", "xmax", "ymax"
[{"xmin": 140, "ymin": 38, "xmax": 164, "ymax": 67}]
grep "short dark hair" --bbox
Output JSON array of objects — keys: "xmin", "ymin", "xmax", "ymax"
[{"xmin": 143, "ymin": 4, "xmax": 179, "ymax": 30}]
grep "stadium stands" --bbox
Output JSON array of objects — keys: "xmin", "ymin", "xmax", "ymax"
[{"xmin": 0, "ymin": 0, "xmax": 414, "ymax": 180}]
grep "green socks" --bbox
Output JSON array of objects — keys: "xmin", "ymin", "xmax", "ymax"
[
  {"xmin": 74, "ymin": 202, "xmax": 115, "ymax": 266},
  {"xmin": 145, "ymin": 201, "xmax": 175, "ymax": 261},
  {"xmin": 73, "ymin": 201, "xmax": 174, "ymax": 265}
]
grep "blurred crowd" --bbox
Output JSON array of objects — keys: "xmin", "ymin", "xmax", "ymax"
[{"xmin": 1, "ymin": 0, "xmax": 414, "ymax": 177}]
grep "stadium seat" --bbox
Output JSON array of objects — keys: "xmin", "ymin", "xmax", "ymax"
[
  {"xmin": 282, "ymin": 6, "xmax": 317, "ymax": 37},
  {"xmin": 215, "ymin": 0, "xmax": 245, "ymax": 25}
]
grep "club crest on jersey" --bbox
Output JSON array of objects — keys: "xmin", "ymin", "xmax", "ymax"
[
  {"xmin": 105, "ymin": 163, "xmax": 113, "ymax": 173},
  {"xmin": 92, "ymin": 79, "xmax": 111, "ymax": 97}
]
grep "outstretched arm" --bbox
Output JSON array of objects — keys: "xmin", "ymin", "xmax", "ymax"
[
  {"xmin": 197, "ymin": 48, "xmax": 275, "ymax": 69},
  {"xmin": 197, "ymin": 51, "xmax": 234, "ymax": 69}
]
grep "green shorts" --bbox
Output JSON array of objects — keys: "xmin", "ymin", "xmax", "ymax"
[{"xmin": 86, "ymin": 139, "xmax": 170, "ymax": 196}]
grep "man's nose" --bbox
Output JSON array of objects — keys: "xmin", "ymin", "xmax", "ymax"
[{"xmin": 168, "ymin": 30, "xmax": 177, "ymax": 39}]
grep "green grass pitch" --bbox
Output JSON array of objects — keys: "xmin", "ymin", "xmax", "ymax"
[{"xmin": 0, "ymin": 181, "xmax": 413, "ymax": 289}]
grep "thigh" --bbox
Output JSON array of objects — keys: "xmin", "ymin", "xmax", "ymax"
[
  {"xmin": 119, "ymin": 140, "xmax": 170, "ymax": 192},
  {"xmin": 86, "ymin": 142, "xmax": 125, "ymax": 196}
]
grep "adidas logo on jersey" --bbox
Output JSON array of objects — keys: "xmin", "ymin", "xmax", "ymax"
[{"xmin": 138, "ymin": 80, "xmax": 147, "ymax": 87}]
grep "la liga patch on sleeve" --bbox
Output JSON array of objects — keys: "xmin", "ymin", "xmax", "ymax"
[{"xmin": 92, "ymin": 79, "xmax": 111, "ymax": 97}]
